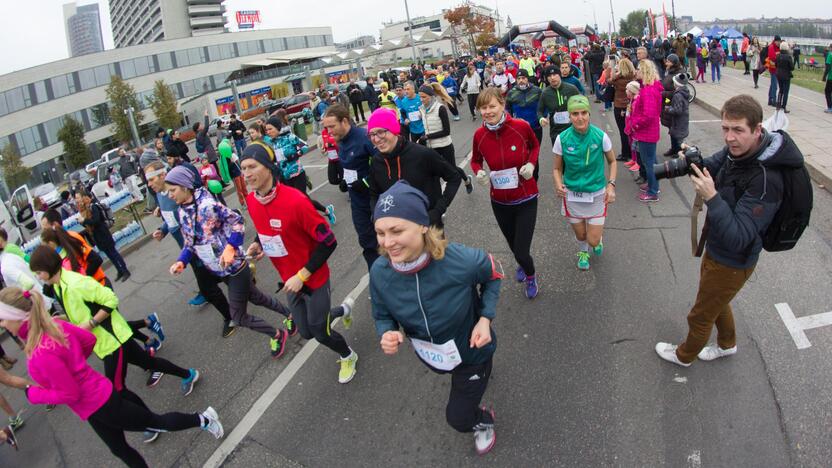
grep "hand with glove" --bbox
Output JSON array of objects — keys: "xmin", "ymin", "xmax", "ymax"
[
  {"xmin": 476, "ymin": 170, "xmax": 490, "ymax": 187},
  {"xmin": 518, "ymin": 163, "xmax": 535, "ymax": 180}
]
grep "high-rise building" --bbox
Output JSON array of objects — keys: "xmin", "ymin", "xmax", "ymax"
[
  {"xmin": 63, "ymin": 2, "xmax": 105, "ymax": 57},
  {"xmin": 109, "ymin": 0, "xmax": 228, "ymax": 49}
]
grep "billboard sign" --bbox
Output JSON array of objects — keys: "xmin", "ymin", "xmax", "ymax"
[{"xmin": 236, "ymin": 10, "xmax": 261, "ymax": 30}]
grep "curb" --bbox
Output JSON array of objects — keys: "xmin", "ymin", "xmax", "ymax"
[
  {"xmin": 101, "ymin": 233, "xmax": 154, "ymax": 270},
  {"xmin": 693, "ymin": 96, "xmax": 832, "ymax": 192}
]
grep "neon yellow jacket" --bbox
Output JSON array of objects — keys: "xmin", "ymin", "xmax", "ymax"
[{"xmin": 53, "ymin": 269, "xmax": 132, "ymax": 359}]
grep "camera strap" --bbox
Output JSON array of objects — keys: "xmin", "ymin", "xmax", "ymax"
[{"xmin": 690, "ymin": 193, "xmax": 708, "ymax": 257}]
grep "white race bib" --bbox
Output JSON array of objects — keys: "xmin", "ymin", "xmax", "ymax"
[
  {"xmin": 554, "ymin": 111, "xmax": 570, "ymax": 124},
  {"xmin": 161, "ymin": 210, "xmax": 178, "ymax": 228},
  {"xmin": 258, "ymin": 234, "xmax": 288, "ymax": 258},
  {"xmin": 489, "ymin": 167, "xmax": 519, "ymax": 190},
  {"xmin": 407, "ymin": 111, "xmax": 422, "ymax": 122},
  {"xmin": 326, "ymin": 150, "xmax": 339, "ymax": 161},
  {"xmin": 411, "ymin": 338, "xmax": 462, "ymax": 371},
  {"xmin": 567, "ymin": 190, "xmax": 593, "ymax": 203},
  {"xmin": 275, "ymin": 147, "xmax": 286, "ymax": 163},
  {"xmin": 194, "ymin": 244, "xmax": 221, "ymax": 270},
  {"xmin": 343, "ymin": 168, "xmax": 358, "ymax": 184}
]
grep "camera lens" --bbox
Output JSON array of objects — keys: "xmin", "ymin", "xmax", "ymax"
[{"xmin": 654, "ymin": 158, "xmax": 690, "ymax": 180}]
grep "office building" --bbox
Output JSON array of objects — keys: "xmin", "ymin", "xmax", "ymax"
[
  {"xmin": 110, "ymin": 0, "xmax": 228, "ymax": 49},
  {"xmin": 0, "ymin": 27, "xmax": 343, "ymax": 193},
  {"xmin": 63, "ymin": 2, "xmax": 105, "ymax": 57}
]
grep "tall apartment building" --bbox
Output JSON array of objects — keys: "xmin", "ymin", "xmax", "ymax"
[
  {"xmin": 63, "ymin": 2, "xmax": 105, "ymax": 57},
  {"xmin": 110, "ymin": 0, "xmax": 228, "ymax": 49}
]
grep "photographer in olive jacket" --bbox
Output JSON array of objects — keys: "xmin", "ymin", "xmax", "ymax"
[{"xmin": 655, "ymin": 94, "xmax": 808, "ymax": 367}]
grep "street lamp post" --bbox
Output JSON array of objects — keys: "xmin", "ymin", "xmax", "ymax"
[
  {"xmin": 124, "ymin": 107, "xmax": 141, "ymax": 149},
  {"xmin": 609, "ymin": 0, "xmax": 617, "ymax": 35},
  {"xmin": 403, "ymin": 0, "xmax": 418, "ymax": 64}
]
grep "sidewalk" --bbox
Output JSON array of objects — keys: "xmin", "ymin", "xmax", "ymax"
[{"xmin": 692, "ymin": 65, "xmax": 832, "ymax": 189}]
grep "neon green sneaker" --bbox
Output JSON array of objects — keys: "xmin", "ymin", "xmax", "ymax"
[
  {"xmin": 341, "ymin": 297, "xmax": 355, "ymax": 330},
  {"xmin": 577, "ymin": 251, "xmax": 590, "ymax": 270},
  {"xmin": 593, "ymin": 241, "xmax": 604, "ymax": 257},
  {"xmin": 338, "ymin": 350, "xmax": 358, "ymax": 384}
]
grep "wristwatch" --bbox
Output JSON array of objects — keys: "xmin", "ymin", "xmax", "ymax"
[{"xmin": 608, "ymin": 180, "xmax": 616, "ymax": 187}]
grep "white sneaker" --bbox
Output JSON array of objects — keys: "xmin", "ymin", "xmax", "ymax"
[
  {"xmin": 654, "ymin": 342, "xmax": 691, "ymax": 367},
  {"xmin": 473, "ymin": 408, "xmax": 496, "ymax": 455},
  {"xmin": 698, "ymin": 345, "xmax": 737, "ymax": 361},
  {"xmin": 201, "ymin": 407, "xmax": 224, "ymax": 439}
]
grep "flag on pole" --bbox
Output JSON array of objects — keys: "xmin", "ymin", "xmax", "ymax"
[{"xmin": 647, "ymin": 9, "xmax": 655, "ymax": 37}]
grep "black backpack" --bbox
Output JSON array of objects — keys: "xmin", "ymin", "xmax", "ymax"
[
  {"xmin": 732, "ymin": 162, "xmax": 813, "ymax": 252},
  {"xmin": 762, "ymin": 165, "xmax": 813, "ymax": 251},
  {"xmin": 94, "ymin": 202, "xmax": 116, "ymax": 229}
]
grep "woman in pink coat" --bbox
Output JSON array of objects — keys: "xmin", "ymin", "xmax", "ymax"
[
  {"xmin": 0, "ymin": 287, "xmax": 224, "ymax": 468},
  {"xmin": 630, "ymin": 60, "xmax": 664, "ymax": 202}
]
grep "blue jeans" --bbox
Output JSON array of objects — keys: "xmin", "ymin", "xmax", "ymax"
[
  {"xmin": 591, "ymin": 73, "xmax": 601, "ymax": 96},
  {"xmin": 711, "ymin": 63, "xmax": 721, "ymax": 82},
  {"xmin": 638, "ymin": 141, "xmax": 659, "ymax": 196},
  {"xmin": 768, "ymin": 73, "xmax": 778, "ymax": 104},
  {"xmin": 234, "ymin": 139, "xmax": 246, "ymax": 155}
]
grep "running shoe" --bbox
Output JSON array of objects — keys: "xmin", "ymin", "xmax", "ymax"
[
  {"xmin": 654, "ymin": 342, "xmax": 691, "ymax": 367},
  {"xmin": 284, "ymin": 316, "xmax": 298, "ymax": 337},
  {"xmin": 325, "ymin": 204, "xmax": 337, "ymax": 226},
  {"xmin": 473, "ymin": 407, "xmax": 496, "ymax": 455},
  {"xmin": 524, "ymin": 275, "xmax": 538, "ymax": 299},
  {"xmin": 7, "ymin": 414, "xmax": 23, "ymax": 431},
  {"xmin": 270, "ymin": 329, "xmax": 288, "ymax": 359},
  {"xmin": 638, "ymin": 193, "xmax": 660, "ymax": 203},
  {"xmin": 146, "ymin": 371, "xmax": 164, "ymax": 388},
  {"xmin": 697, "ymin": 345, "xmax": 737, "ymax": 361},
  {"xmin": 515, "ymin": 266, "xmax": 526, "ymax": 283},
  {"xmin": 181, "ymin": 369, "xmax": 200, "ymax": 396},
  {"xmin": 639, "ymin": 184, "xmax": 661, "ymax": 194},
  {"xmin": 201, "ymin": 407, "xmax": 224, "ymax": 439},
  {"xmin": 577, "ymin": 251, "xmax": 590, "ymax": 270},
  {"xmin": 147, "ymin": 312, "xmax": 165, "ymax": 341},
  {"xmin": 593, "ymin": 241, "xmax": 604, "ymax": 257},
  {"xmin": 628, "ymin": 163, "xmax": 640, "ymax": 172},
  {"xmin": 144, "ymin": 338, "xmax": 161, "ymax": 356},
  {"xmin": 341, "ymin": 296, "xmax": 355, "ymax": 330},
  {"xmin": 2, "ymin": 426, "xmax": 18, "ymax": 451},
  {"xmin": 338, "ymin": 350, "xmax": 358, "ymax": 384},
  {"xmin": 615, "ymin": 154, "xmax": 628, "ymax": 161},
  {"xmin": 188, "ymin": 294, "xmax": 208, "ymax": 306},
  {"xmin": 465, "ymin": 175, "xmax": 474, "ymax": 194},
  {"xmin": 623, "ymin": 160, "xmax": 635, "ymax": 168},
  {"xmin": 143, "ymin": 431, "xmax": 159, "ymax": 444},
  {"xmin": 222, "ymin": 320, "xmax": 237, "ymax": 338},
  {"xmin": 453, "ymin": 115, "xmax": 461, "ymax": 121}
]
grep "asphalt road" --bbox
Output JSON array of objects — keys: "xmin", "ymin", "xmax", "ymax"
[{"xmin": 2, "ymin": 99, "xmax": 831, "ymax": 467}]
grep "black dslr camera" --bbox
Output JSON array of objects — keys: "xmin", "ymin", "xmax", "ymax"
[{"xmin": 654, "ymin": 146, "xmax": 704, "ymax": 180}]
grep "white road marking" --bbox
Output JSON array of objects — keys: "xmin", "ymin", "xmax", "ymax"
[
  {"xmin": 205, "ymin": 149, "xmax": 474, "ymax": 467},
  {"xmin": 203, "ymin": 274, "xmax": 370, "ymax": 468},
  {"xmin": 776, "ymin": 302, "xmax": 832, "ymax": 350},
  {"xmin": 673, "ymin": 376, "xmax": 688, "ymax": 383},
  {"xmin": 687, "ymin": 450, "xmax": 702, "ymax": 468}
]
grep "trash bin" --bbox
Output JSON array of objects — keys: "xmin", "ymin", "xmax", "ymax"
[{"xmin": 292, "ymin": 118, "xmax": 307, "ymax": 140}]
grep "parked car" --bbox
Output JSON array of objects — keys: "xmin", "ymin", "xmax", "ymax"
[
  {"xmin": 90, "ymin": 159, "xmax": 145, "ymax": 200},
  {"xmin": 279, "ymin": 94, "xmax": 313, "ymax": 115},
  {"xmin": 208, "ymin": 115, "xmax": 232, "ymax": 136},
  {"xmin": 31, "ymin": 183, "xmax": 62, "ymax": 209},
  {"xmin": 84, "ymin": 147, "xmax": 121, "ymax": 174}
]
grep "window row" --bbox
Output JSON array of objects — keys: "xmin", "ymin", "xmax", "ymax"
[{"xmin": 0, "ymin": 34, "xmax": 332, "ymax": 117}]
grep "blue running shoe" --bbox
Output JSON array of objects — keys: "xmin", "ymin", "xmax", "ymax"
[
  {"xmin": 147, "ymin": 312, "xmax": 165, "ymax": 342},
  {"xmin": 181, "ymin": 369, "xmax": 200, "ymax": 396},
  {"xmin": 525, "ymin": 275, "xmax": 539, "ymax": 299},
  {"xmin": 325, "ymin": 204, "xmax": 336, "ymax": 226},
  {"xmin": 515, "ymin": 266, "xmax": 526, "ymax": 283},
  {"xmin": 188, "ymin": 294, "xmax": 207, "ymax": 306},
  {"xmin": 144, "ymin": 338, "xmax": 161, "ymax": 356}
]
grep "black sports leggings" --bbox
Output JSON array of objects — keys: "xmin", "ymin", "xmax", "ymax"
[
  {"xmin": 88, "ymin": 390, "xmax": 201, "ymax": 468},
  {"xmin": 284, "ymin": 171, "xmax": 328, "ymax": 213},
  {"xmin": 286, "ymin": 280, "xmax": 350, "ymax": 358},
  {"xmin": 102, "ymin": 339, "xmax": 190, "ymax": 405},
  {"xmin": 467, "ymin": 94, "xmax": 479, "ymax": 117},
  {"xmin": 613, "ymin": 107, "xmax": 631, "ymax": 160},
  {"xmin": 825, "ymin": 80, "xmax": 832, "ymax": 109},
  {"xmin": 446, "ymin": 357, "xmax": 494, "ymax": 432},
  {"xmin": 432, "ymin": 144, "xmax": 469, "ymax": 182},
  {"xmin": 490, "ymin": 197, "xmax": 537, "ymax": 277}
]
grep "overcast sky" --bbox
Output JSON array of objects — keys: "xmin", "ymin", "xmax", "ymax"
[{"xmin": 1, "ymin": 0, "xmax": 828, "ymax": 75}]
